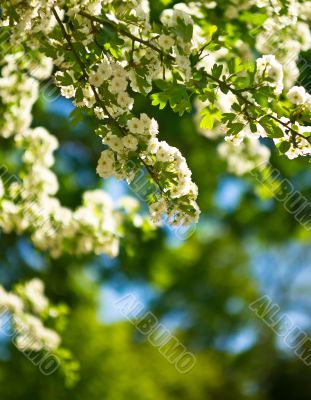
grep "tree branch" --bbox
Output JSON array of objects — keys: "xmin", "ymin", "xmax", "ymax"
[
  {"xmin": 78, "ymin": 11, "xmax": 166, "ymax": 58},
  {"xmin": 204, "ymin": 72, "xmax": 311, "ymax": 144},
  {"xmin": 52, "ymin": 7, "xmax": 166, "ymax": 196}
]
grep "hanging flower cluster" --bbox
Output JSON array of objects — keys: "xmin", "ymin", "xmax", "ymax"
[
  {"xmin": 0, "ymin": 279, "xmax": 63, "ymax": 352},
  {"xmin": 0, "ymin": 51, "xmax": 52, "ymax": 138},
  {"xmin": 218, "ymin": 138, "xmax": 271, "ymax": 176},
  {"xmin": 0, "ymin": 123, "xmax": 153, "ymax": 258},
  {"xmin": 0, "ymin": 278, "xmax": 79, "ymax": 384}
]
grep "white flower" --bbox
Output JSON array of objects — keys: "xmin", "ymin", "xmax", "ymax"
[
  {"xmin": 89, "ymin": 70, "xmax": 105, "ymax": 87},
  {"xmin": 285, "ymin": 145, "xmax": 300, "ymax": 159},
  {"xmin": 0, "ymin": 289, "xmax": 23, "ymax": 313},
  {"xmin": 94, "ymin": 106, "xmax": 107, "ymax": 119},
  {"xmin": 109, "ymin": 77, "xmax": 128, "ymax": 94},
  {"xmin": 96, "ymin": 150, "xmax": 115, "ymax": 178},
  {"xmin": 140, "ymin": 113, "xmax": 151, "ymax": 129},
  {"xmin": 149, "ymin": 118, "xmax": 159, "ymax": 136},
  {"xmin": 23, "ymin": 279, "xmax": 48, "ymax": 313},
  {"xmin": 106, "ymin": 12, "xmax": 120, "ymax": 24},
  {"xmin": 82, "ymin": 84, "xmax": 96, "ymax": 107},
  {"xmin": 256, "ymin": 55, "xmax": 284, "ymax": 94},
  {"xmin": 117, "ymin": 92, "xmax": 133, "ymax": 109},
  {"xmin": 98, "ymin": 60, "xmax": 112, "ymax": 80},
  {"xmin": 149, "ymin": 199, "xmax": 167, "ymax": 223},
  {"xmin": 140, "ymin": 113, "xmax": 159, "ymax": 135},
  {"xmin": 288, "ymin": 86, "xmax": 306, "ymax": 105},
  {"xmin": 122, "ymin": 134, "xmax": 138, "ymax": 151},
  {"xmin": 106, "ymin": 134, "xmax": 124, "ymax": 152},
  {"xmin": 127, "ymin": 117, "xmax": 145, "ymax": 134},
  {"xmin": 156, "ymin": 142, "xmax": 172, "ymax": 162},
  {"xmin": 112, "ymin": 64, "xmax": 127, "ymax": 79},
  {"xmin": 176, "ymin": 54, "xmax": 190, "ymax": 69},
  {"xmin": 61, "ymin": 85, "xmax": 75, "ymax": 99},
  {"xmin": 305, "ymin": 94, "xmax": 311, "ymax": 110},
  {"xmin": 147, "ymin": 138, "xmax": 159, "ymax": 154},
  {"xmin": 158, "ymin": 34, "xmax": 174, "ymax": 50},
  {"xmin": 119, "ymin": 196, "xmax": 139, "ymax": 213},
  {"xmin": 87, "ymin": 0, "xmax": 102, "ymax": 16}
]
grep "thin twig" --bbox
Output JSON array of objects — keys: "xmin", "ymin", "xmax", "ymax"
[{"xmin": 78, "ymin": 11, "xmax": 167, "ymax": 58}]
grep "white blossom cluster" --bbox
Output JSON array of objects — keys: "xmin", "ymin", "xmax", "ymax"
[
  {"xmin": 195, "ymin": 30, "xmax": 311, "ymax": 164},
  {"xmin": 0, "ymin": 0, "xmax": 60, "ymax": 47},
  {"xmin": 256, "ymin": 55, "xmax": 284, "ymax": 95},
  {"xmin": 273, "ymin": 125, "xmax": 311, "ymax": 160},
  {"xmin": 218, "ymin": 138, "xmax": 271, "ymax": 176},
  {"xmin": 217, "ymin": 0, "xmax": 311, "ymax": 87},
  {"xmin": 195, "ymin": 91, "xmax": 272, "ymax": 174},
  {"xmin": 254, "ymin": 0, "xmax": 311, "ymax": 88},
  {"xmin": 0, "ymin": 279, "xmax": 61, "ymax": 352},
  {"xmin": 159, "ymin": 4, "xmax": 197, "ymax": 80},
  {"xmin": 50, "ymin": 3, "xmax": 200, "ymax": 226},
  {"xmin": 0, "ymin": 46, "xmax": 152, "ymax": 258},
  {"xmin": 1, "ymin": 0, "xmax": 201, "ymax": 226},
  {"xmin": 287, "ymin": 86, "xmax": 311, "ymax": 108},
  {"xmin": 0, "ymin": 125, "xmax": 151, "ymax": 258},
  {"xmin": 0, "ymin": 52, "xmax": 52, "ymax": 138},
  {"xmin": 97, "ymin": 112, "xmax": 199, "ymax": 225}
]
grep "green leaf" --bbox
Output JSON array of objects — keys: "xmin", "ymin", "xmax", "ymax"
[
  {"xmin": 56, "ymin": 71, "xmax": 73, "ymax": 86},
  {"xmin": 154, "ymin": 80, "xmax": 170, "ymax": 91},
  {"xmin": 174, "ymin": 17, "xmax": 193, "ymax": 42},
  {"xmin": 151, "ymin": 83, "xmax": 191, "ymax": 116},
  {"xmin": 199, "ymin": 90, "xmax": 216, "ymax": 103},
  {"xmin": 277, "ymin": 140, "xmax": 291, "ymax": 154},
  {"xmin": 231, "ymin": 103, "xmax": 241, "ymax": 112},
  {"xmin": 302, "ymin": 130, "xmax": 311, "ymax": 138},
  {"xmin": 151, "ymin": 92, "xmax": 168, "ymax": 110},
  {"xmin": 259, "ymin": 116, "xmax": 284, "ymax": 138},
  {"xmin": 75, "ymin": 87, "xmax": 83, "ymax": 102},
  {"xmin": 240, "ymin": 11, "xmax": 268, "ymax": 26},
  {"xmin": 232, "ymin": 76, "xmax": 250, "ymax": 89},
  {"xmin": 200, "ymin": 112, "xmax": 215, "ymax": 130},
  {"xmin": 250, "ymin": 123, "xmax": 257, "ymax": 133},
  {"xmin": 200, "ymin": 107, "xmax": 222, "ymax": 129},
  {"xmin": 69, "ymin": 108, "xmax": 83, "ymax": 126},
  {"xmin": 222, "ymin": 113, "xmax": 236, "ymax": 123},
  {"xmin": 211, "ymin": 64, "xmax": 223, "ymax": 80},
  {"xmin": 228, "ymin": 57, "xmax": 243, "ymax": 75},
  {"xmin": 227, "ymin": 122, "xmax": 245, "ymax": 135},
  {"xmin": 219, "ymin": 84, "xmax": 229, "ymax": 94}
]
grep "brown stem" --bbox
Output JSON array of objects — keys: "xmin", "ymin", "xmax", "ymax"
[{"xmin": 78, "ymin": 11, "xmax": 167, "ymax": 58}]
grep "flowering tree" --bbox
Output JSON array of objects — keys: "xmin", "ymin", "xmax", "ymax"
[{"xmin": 0, "ymin": 0, "xmax": 311, "ymax": 383}]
